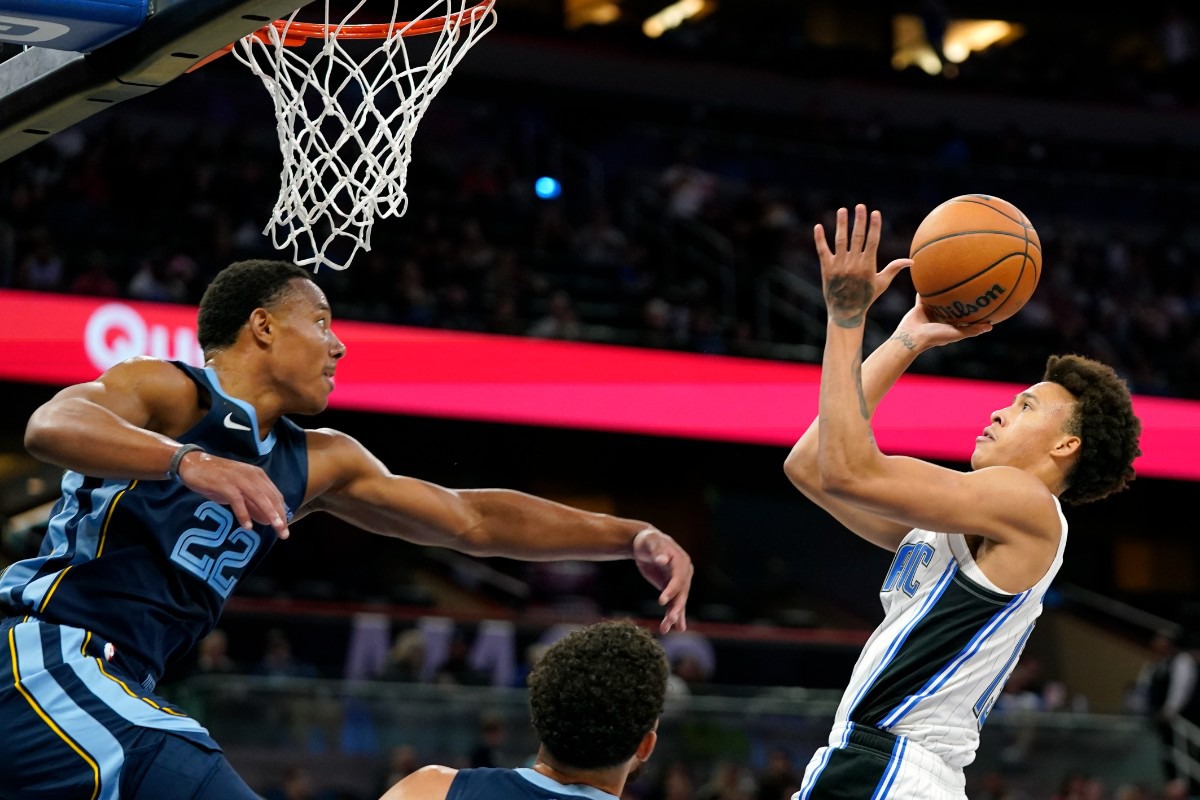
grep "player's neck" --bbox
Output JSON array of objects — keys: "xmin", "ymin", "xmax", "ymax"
[
  {"xmin": 204, "ymin": 352, "xmax": 283, "ymax": 428},
  {"xmin": 531, "ymin": 754, "xmax": 626, "ymax": 797}
]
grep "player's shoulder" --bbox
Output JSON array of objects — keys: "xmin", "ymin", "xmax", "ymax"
[
  {"xmin": 303, "ymin": 426, "xmax": 381, "ymax": 475},
  {"xmin": 93, "ymin": 357, "xmax": 194, "ymax": 393},
  {"xmin": 379, "ymin": 764, "xmax": 458, "ymax": 800}
]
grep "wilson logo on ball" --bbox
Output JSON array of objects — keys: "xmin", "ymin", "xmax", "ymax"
[
  {"xmin": 909, "ymin": 195, "xmax": 1041, "ymax": 326},
  {"xmin": 925, "ymin": 283, "xmax": 1008, "ymax": 323}
]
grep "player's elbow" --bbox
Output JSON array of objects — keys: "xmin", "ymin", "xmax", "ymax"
[
  {"xmin": 783, "ymin": 450, "xmax": 819, "ymax": 493},
  {"xmin": 23, "ymin": 406, "xmax": 62, "ymax": 463}
]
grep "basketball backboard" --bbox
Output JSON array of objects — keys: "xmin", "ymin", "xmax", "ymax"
[{"xmin": 0, "ymin": 0, "xmax": 307, "ymax": 163}]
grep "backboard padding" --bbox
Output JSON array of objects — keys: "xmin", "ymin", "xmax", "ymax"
[{"xmin": 0, "ymin": 0, "xmax": 307, "ymax": 162}]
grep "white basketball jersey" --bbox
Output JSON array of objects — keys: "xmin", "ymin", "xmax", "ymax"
[{"xmin": 827, "ymin": 498, "xmax": 1067, "ymax": 769}]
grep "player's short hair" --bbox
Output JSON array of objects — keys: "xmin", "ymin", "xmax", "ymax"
[
  {"xmin": 197, "ymin": 260, "xmax": 313, "ymax": 353},
  {"xmin": 528, "ymin": 619, "xmax": 668, "ymax": 770},
  {"xmin": 1043, "ymin": 354, "xmax": 1142, "ymax": 505}
]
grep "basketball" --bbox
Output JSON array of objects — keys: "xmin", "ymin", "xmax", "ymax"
[{"xmin": 908, "ymin": 194, "xmax": 1041, "ymax": 325}]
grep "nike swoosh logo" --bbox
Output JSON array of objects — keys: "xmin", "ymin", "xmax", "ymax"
[{"xmin": 223, "ymin": 412, "xmax": 252, "ymax": 432}]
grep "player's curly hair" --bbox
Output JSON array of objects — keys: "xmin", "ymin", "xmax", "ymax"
[
  {"xmin": 528, "ymin": 619, "xmax": 668, "ymax": 770},
  {"xmin": 1044, "ymin": 354, "xmax": 1142, "ymax": 505},
  {"xmin": 197, "ymin": 260, "xmax": 313, "ymax": 353}
]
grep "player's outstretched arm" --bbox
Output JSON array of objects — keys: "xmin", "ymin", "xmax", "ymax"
[
  {"xmin": 24, "ymin": 356, "xmax": 292, "ymax": 538},
  {"xmin": 303, "ymin": 428, "xmax": 693, "ymax": 632}
]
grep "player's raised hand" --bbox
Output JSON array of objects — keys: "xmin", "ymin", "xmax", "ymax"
[
  {"xmin": 814, "ymin": 204, "xmax": 908, "ymax": 328},
  {"xmin": 632, "ymin": 529, "xmax": 693, "ymax": 633},
  {"xmin": 176, "ymin": 451, "xmax": 291, "ymax": 539}
]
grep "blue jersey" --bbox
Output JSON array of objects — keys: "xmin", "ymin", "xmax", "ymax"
[
  {"xmin": 448, "ymin": 768, "xmax": 620, "ymax": 800},
  {"xmin": 0, "ymin": 361, "xmax": 308, "ymax": 686}
]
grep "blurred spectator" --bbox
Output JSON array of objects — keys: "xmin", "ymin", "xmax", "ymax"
[
  {"xmin": 193, "ymin": 628, "xmax": 239, "ymax": 675},
  {"xmin": 650, "ymin": 761, "xmax": 696, "ymax": 800},
  {"xmin": 1134, "ymin": 627, "xmax": 1200, "ymax": 790},
  {"xmin": 1113, "ymin": 784, "xmax": 1152, "ymax": 800},
  {"xmin": 261, "ymin": 766, "xmax": 316, "ymax": 800},
  {"xmin": 697, "ymin": 760, "xmax": 755, "ymax": 800},
  {"xmin": 255, "ymin": 628, "xmax": 320, "ymax": 680},
  {"xmin": 527, "ymin": 289, "xmax": 583, "ymax": 340},
  {"xmin": 755, "ymin": 748, "xmax": 798, "ymax": 800},
  {"xmin": 17, "ymin": 230, "xmax": 64, "ymax": 292},
  {"xmin": 433, "ymin": 630, "xmax": 489, "ymax": 686},
  {"xmin": 126, "ymin": 253, "xmax": 191, "ymax": 303},
  {"xmin": 467, "ymin": 711, "xmax": 508, "ymax": 768},
  {"xmin": 660, "ymin": 144, "xmax": 718, "ymax": 221},
  {"xmin": 378, "ymin": 628, "xmax": 426, "ymax": 683},
  {"xmin": 67, "ymin": 250, "xmax": 121, "ymax": 297},
  {"xmin": 376, "ymin": 744, "xmax": 420, "ymax": 796}
]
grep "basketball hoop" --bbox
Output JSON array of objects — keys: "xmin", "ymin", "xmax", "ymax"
[{"xmin": 227, "ymin": 1, "xmax": 498, "ymax": 272}]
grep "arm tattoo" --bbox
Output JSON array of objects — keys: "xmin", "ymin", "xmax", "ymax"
[
  {"xmin": 825, "ymin": 276, "xmax": 873, "ymax": 328},
  {"xmin": 889, "ymin": 330, "xmax": 917, "ymax": 351},
  {"xmin": 853, "ymin": 354, "xmax": 869, "ymax": 419}
]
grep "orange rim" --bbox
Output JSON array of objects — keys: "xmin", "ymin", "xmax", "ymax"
[
  {"xmin": 262, "ymin": 0, "xmax": 496, "ymax": 45},
  {"xmin": 189, "ymin": 0, "xmax": 495, "ymax": 71}
]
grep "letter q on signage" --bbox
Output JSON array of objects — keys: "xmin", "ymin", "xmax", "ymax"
[{"xmin": 85, "ymin": 303, "xmax": 203, "ymax": 372}]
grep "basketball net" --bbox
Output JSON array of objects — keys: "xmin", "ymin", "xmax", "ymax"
[{"xmin": 232, "ymin": 1, "xmax": 498, "ymax": 271}]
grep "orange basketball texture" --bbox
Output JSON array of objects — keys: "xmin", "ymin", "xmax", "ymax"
[{"xmin": 908, "ymin": 195, "xmax": 1041, "ymax": 325}]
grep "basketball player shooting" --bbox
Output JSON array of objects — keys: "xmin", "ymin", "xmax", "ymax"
[
  {"xmin": 783, "ymin": 205, "xmax": 1142, "ymax": 799},
  {"xmin": 0, "ymin": 259, "xmax": 693, "ymax": 800}
]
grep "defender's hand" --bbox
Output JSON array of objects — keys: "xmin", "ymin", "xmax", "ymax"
[
  {"xmin": 177, "ymin": 451, "xmax": 291, "ymax": 539},
  {"xmin": 632, "ymin": 529, "xmax": 693, "ymax": 633}
]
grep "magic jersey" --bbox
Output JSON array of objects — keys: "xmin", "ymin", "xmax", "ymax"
[
  {"xmin": 0, "ymin": 361, "xmax": 308, "ymax": 686},
  {"xmin": 828, "ymin": 499, "xmax": 1067, "ymax": 769}
]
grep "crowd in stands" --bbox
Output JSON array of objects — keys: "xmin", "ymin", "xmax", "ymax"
[{"xmin": 3, "ymin": 6, "xmax": 1200, "ymax": 400}]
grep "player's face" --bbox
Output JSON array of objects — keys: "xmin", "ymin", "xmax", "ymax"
[
  {"xmin": 971, "ymin": 381, "xmax": 1077, "ymax": 471},
  {"xmin": 269, "ymin": 279, "xmax": 345, "ymax": 414}
]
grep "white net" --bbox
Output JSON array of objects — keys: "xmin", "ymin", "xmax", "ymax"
[{"xmin": 232, "ymin": 1, "xmax": 498, "ymax": 271}]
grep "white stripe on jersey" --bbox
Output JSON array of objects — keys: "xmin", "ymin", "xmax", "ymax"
[{"xmin": 827, "ymin": 496, "xmax": 1067, "ymax": 769}]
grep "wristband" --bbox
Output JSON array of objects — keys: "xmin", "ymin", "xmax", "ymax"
[{"xmin": 167, "ymin": 444, "xmax": 203, "ymax": 482}]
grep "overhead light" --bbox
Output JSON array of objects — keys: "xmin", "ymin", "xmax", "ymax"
[
  {"xmin": 892, "ymin": 14, "xmax": 1024, "ymax": 75},
  {"xmin": 565, "ymin": 0, "xmax": 621, "ymax": 30},
  {"xmin": 643, "ymin": 0, "xmax": 714, "ymax": 39}
]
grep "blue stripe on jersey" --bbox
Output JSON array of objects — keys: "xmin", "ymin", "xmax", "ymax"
[
  {"xmin": 13, "ymin": 623, "xmax": 123, "ymax": 800},
  {"xmin": 846, "ymin": 561, "xmax": 958, "ymax": 719},
  {"xmin": 797, "ymin": 723, "xmax": 853, "ymax": 800},
  {"xmin": 58, "ymin": 626, "xmax": 210, "ymax": 737},
  {"xmin": 878, "ymin": 589, "xmax": 1030, "ymax": 729},
  {"xmin": 514, "ymin": 769, "xmax": 620, "ymax": 800},
  {"xmin": 871, "ymin": 736, "xmax": 906, "ymax": 800},
  {"xmin": 19, "ymin": 479, "xmax": 131, "ymax": 612},
  {"xmin": 974, "ymin": 623, "xmax": 1035, "ymax": 725},
  {"xmin": 205, "ymin": 367, "xmax": 276, "ymax": 457}
]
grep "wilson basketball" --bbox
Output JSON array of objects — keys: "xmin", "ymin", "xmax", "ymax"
[{"xmin": 908, "ymin": 194, "xmax": 1041, "ymax": 325}]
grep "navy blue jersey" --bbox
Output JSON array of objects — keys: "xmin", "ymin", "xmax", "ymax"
[
  {"xmin": 0, "ymin": 361, "xmax": 308, "ymax": 685},
  {"xmin": 448, "ymin": 768, "xmax": 620, "ymax": 800}
]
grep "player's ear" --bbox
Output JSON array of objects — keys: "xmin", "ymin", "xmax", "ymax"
[
  {"xmin": 1051, "ymin": 434, "xmax": 1081, "ymax": 458},
  {"xmin": 635, "ymin": 728, "xmax": 658, "ymax": 764},
  {"xmin": 248, "ymin": 307, "xmax": 273, "ymax": 342}
]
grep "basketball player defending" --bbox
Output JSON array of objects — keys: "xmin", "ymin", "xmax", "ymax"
[
  {"xmin": 784, "ymin": 205, "xmax": 1142, "ymax": 799},
  {"xmin": 0, "ymin": 259, "xmax": 693, "ymax": 800},
  {"xmin": 379, "ymin": 619, "xmax": 668, "ymax": 800}
]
